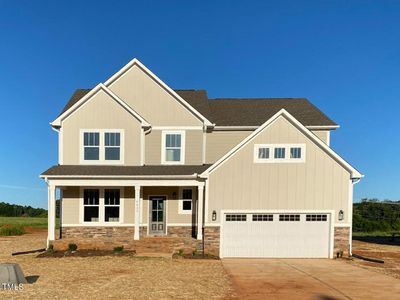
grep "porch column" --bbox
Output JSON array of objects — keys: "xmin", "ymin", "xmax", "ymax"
[
  {"xmin": 197, "ymin": 185, "xmax": 204, "ymax": 240},
  {"xmin": 134, "ymin": 185, "xmax": 141, "ymax": 240},
  {"xmin": 47, "ymin": 184, "xmax": 56, "ymax": 247}
]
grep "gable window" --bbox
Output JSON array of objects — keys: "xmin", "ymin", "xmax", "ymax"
[
  {"xmin": 162, "ymin": 131, "xmax": 185, "ymax": 164},
  {"xmin": 254, "ymin": 144, "xmax": 305, "ymax": 163},
  {"xmin": 83, "ymin": 189, "xmax": 99, "ymax": 222},
  {"xmin": 81, "ymin": 129, "xmax": 124, "ymax": 164},
  {"xmin": 179, "ymin": 188, "xmax": 193, "ymax": 214},
  {"xmin": 105, "ymin": 132, "xmax": 120, "ymax": 160},
  {"xmin": 274, "ymin": 147, "xmax": 286, "ymax": 159},
  {"xmin": 84, "ymin": 132, "xmax": 100, "ymax": 160},
  {"xmin": 104, "ymin": 189, "xmax": 120, "ymax": 222}
]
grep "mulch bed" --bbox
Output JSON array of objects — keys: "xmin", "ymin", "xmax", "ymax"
[
  {"xmin": 37, "ymin": 249, "xmax": 136, "ymax": 258},
  {"xmin": 172, "ymin": 253, "xmax": 219, "ymax": 260}
]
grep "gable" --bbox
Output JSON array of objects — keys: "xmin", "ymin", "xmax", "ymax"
[
  {"xmin": 62, "ymin": 88, "xmax": 142, "ymax": 165},
  {"xmin": 106, "ymin": 61, "xmax": 206, "ymax": 126},
  {"xmin": 201, "ymin": 110, "xmax": 362, "ymax": 179}
]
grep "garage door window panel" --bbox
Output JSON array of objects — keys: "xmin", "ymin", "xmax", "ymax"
[{"xmin": 226, "ymin": 214, "xmax": 247, "ymax": 221}]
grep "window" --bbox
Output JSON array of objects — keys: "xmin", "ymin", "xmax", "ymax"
[
  {"xmin": 179, "ymin": 188, "xmax": 192, "ymax": 214},
  {"xmin": 258, "ymin": 147, "xmax": 270, "ymax": 159},
  {"xmin": 83, "ymin": 189, "xmax": 99, "ymax": 222},
  {"xmin": 104, "ymin": 189, "xmax": 120, "ymax": 222},
  {"xmin": 279, "ymin": 214, "xmax": 300, "ymax": 221},
  {"xmin": 84, "ymin": 132, "xmax": 100, "ymax": 160},
  {"xmin": 306, "ymin": 214, "xmax": 327, "ymax": 222},
  {"xmin": 81, "ymin": 130, "xmax": 124, "ymax": 164},
  {"xmin": 105, "ymin": 132, "xmax": 120, "ymax": 160},
  {"xmin": 290, "ymin": 147, "xmax": 302, "ymax": 159},
  {"xmin": 274, "ymin": 147, "xmax": 286, "ymax": 159},
  {"xmin": 254, "ymin": 144, "xmax": 305, "ymax": 163},
  {"xmin": 162, "ymin": 131, "xmax": 185, "ymax": 164},
  {"xmin": 226, "ymin": 214, "xmax": 247, "ymax": 221},
  {"xmin": 252, "ymin": 214, "xmax": 273, "ymax": 221}
]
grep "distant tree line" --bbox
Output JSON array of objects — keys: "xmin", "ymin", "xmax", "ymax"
[
  {"xmin": 353, "ymin": 198, "xmax": 400, "ymax": 233},
  {"xmin": 0, "ymin": 201, "xmax": 60, "ymax": 218}
]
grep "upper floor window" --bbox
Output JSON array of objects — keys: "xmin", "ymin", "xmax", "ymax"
[
  {"xmin": 81, "ymin": 130, "xmax": 124, "ymax": 164},
  {"xmin": 254, "ymin": 144, "xmax": 305, "ymax": 163},
  {"xmin": 161, "ymin": 131, "xmax": 185, "ymax": 164}
]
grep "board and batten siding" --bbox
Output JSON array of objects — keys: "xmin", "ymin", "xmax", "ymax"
[
  {"xmin": 107, "ymin": 64, "xmax": 203, "ymax": 126},
  {"xmin": 312, "ymin": 130, "xmax": 329, "ymax": 144},
  {"xmin": 145, "ymin": 130, "xmax": 203, "ymax": 165},
  {"xmin": 207, "ymin": 116, "xmax": 351, "ymax": 224},
  {"xmin": 61, "ymin": 89, "xmax": 142, "ymax": 165},
  {"xmin": 206, "ymin": 131, "xmax": 252, "ymax": 163}
]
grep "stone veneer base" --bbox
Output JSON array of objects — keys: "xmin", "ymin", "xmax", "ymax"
[{"xmin": 333, "ymin": 226, "xmax": 350, "ymax": 257}]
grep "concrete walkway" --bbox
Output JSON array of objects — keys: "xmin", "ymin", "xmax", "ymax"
[{"xmin": 223, "ymin": 259, "xmax": 400, "ymax": 299}]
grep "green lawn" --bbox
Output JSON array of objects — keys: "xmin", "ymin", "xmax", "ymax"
[
  {"xmin": 353, "ymin": 231, "xmax": 397, "ymax": 237},
  {"xmin": 0, "ymin": 216, "xmax": 59, "ymax": 228}
]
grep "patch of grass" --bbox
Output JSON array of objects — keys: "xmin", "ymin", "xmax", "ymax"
[
  {"xmin": 0, "ymin": 225, "xmax": 26, "ymax": 236},
  {"xmin": 0, "ymin": 217, "xmax": 60, "ymax": 228},
  {"xmin": 353, "ymin": 231, "xmax": 395, "ymax": 237}
]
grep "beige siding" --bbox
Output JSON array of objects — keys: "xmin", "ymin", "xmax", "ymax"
[
  {"xmin": 145, "ymin": 130, "xmax": 203, "ymax": 165},
  {"xmin": 312, "ymin": 130, "xmax": 329, "ymax": 144},
  {"xmin": 207, "ymin": 116, "xmax": 351, "ymax": 223},
  {"xmin": 108, "ymin": 64, "xmax": 203, "ymax": 126},
  {"xmin": 62, "ymin": 90, "xmax": 142, "ymax": 165},
  {"xmin": 206, "ymin": 131, "xmax": 252, "ymax": 163},
  {"xmin": 61, "ymin": 187, "xmax": 80, "ymax": 224},
  {"xmin": 124, "ymin": 187, "xmax": 135, "ymax": 223}
]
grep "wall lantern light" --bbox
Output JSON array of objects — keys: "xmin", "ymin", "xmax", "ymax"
[
  {"xmin": 212, "ymin": 210, "xmax": 217, "ymax": 221},
  {"xmin": 338, "ymin": 210, "xmax": 344, "ymax": 221}
]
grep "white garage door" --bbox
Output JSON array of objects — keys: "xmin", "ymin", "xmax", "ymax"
[{"xmin": 221, "ymin": 212, "xmax": 331, "ymax": 258}]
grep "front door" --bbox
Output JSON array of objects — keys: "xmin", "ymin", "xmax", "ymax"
[{"xmin": 149, "ymin": 196, "xmax": 166, "ymax": 235}]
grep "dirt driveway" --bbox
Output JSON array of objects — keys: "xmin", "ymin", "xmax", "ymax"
[{"xmin": 223, "ymin": 259, "xmax": 400, "ymax": 299}]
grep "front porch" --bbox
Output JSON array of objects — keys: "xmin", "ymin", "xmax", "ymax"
[{"xmin": 46, "ymin": 178, "xmax": 213, "ymax": 253}]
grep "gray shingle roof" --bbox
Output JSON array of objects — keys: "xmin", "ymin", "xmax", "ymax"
[
  {"xmin": 41, "ymin": 165, "xmax": 211, "ymax": 177},
  {"xmin": 58, "ymin": 88, "xmax": 337, "ymax": 127}
]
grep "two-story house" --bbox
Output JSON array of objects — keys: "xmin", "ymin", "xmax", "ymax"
[{"xmin": 41, "ymin": 58, "xmax": 362, "ymax": 258}]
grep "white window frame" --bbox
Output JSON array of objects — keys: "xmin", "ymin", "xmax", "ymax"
[
  {"xmin": 254, "ymin": 144, "xmax": 306, "ymax": 163},
  {"xmin": 80, "ymin": 129, "xmax": 124, "ymax": 164},
  {"xmin": 161, "ymin": 130, "xmax": 185, "ymax": 165},
  {"xmin": 178, "ymin": 187, "xmax": 193, "ymax": 215},
  {"xmin": 80, "ymin": 187, "xmax": 124, "ymax": 225}
]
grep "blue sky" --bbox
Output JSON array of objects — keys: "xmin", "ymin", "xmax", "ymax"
[{"xmin": 0, "ymin": 1, "xmax": 399, "ymax": 208}]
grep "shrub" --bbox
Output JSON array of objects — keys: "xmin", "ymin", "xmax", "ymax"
[
  {"xmin": 192, "ymin": 249, "xmax": 197, "ymax": 256},
  {"xmin": 47, "ymin": 244, "xmax": 54, "ymax": 253},
  {"xmin": 113, "ymin": 246, "xmax": 124, "ymax": 252},
  {"xmin": 0, "ymin": 225, "xmax": 25, "ymax": 236},
  {"xmin": 178, "ymin": 249, "xmax": 184, "ymax": 256},
  {"xmin": 68, "ymin": 243, "xmax": 78, "ymax": 251}
]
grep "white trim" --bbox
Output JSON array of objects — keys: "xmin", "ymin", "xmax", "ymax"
[
  {"xmin": 63, "ymin": 223, "xmax": 136, "ymax": 227},
  {"xmin": 204, "ymin": 179, "xmax": 209, "ymax": 223},
  {"xmin": 197, "ymin": 185, "xmax": 204, "ymax": 240},
  {"xmin": 178, "ymin": 187, "xmax": 194, "ymax": 215},
  {"xmin": 306, "ymin": 125, "xmax": 340, "ymax": 130},
  {"xmin": 205, "ymin": 223, "xmax": 220, "ymax": 227},
  {"xmin": 326, "ymin": 131, "xmax": 331, "ymax": 146},
  {"xmin": 253, "ymin": 143, "xmax": 306, "ymax": 163},
  {"xmin": 167, "ymin": 223, "xmax": 193, "ymax": 227},
  {"xmin": 219, "ymin": 209, "xmax": 335, "ymax": 259},
  {"xmin": 202, "ymin": 127, "xmax": 207, "ymax": 164},
  {"xmin": 47, "ymin": 185, "xmax": 56, "ymax": 244},
  {"xmin": 161, "ymin": 130, "xmax": 186, "ymax": 165},
  {"xmin": 152, "ymin": 126, "xmax": 203, "ymax": 130},
  {"xmin": 104, "ymin": 58, "xmax": 213, "ymax": 126},
  {"xmin": 51, "ymin": 83, "xmax": 150, "ymax": 128},
  {"xmin": 348, "ymin": 179, "xmax": 354, "ymax": 255},
  {"xmin": 42, "ymin": 175, "xmax": 198, "ymax": 179},
  {"xmin": 79, "ymin": 187, "xmax": 124, "ymax": 225},
  {"xmin": 45, "ymin": 179, "xmax": 205, "ymax": 187},
  {"xmin": 201, "ymin": 109, "xmax": 362, "ymax": 179},
  {"xmin": 134, "ymin": 185, "xmax": 140, "ymax": 240},
  {"xmin": 334, "ymin": 223, "xmax": 352, "ymax": 227},
  {"xmin": 79, "ymin": 129, "xmax": 125, "ymax": 165}
]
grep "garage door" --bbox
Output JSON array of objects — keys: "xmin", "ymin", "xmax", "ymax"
[{"xmin": 221, "ymin": 212, "xmax": 331, "ymax": 258}]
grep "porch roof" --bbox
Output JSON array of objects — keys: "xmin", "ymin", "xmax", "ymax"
[{"xmin": 41, "ymin": 164, "xmax": 212, "ymax": 177}]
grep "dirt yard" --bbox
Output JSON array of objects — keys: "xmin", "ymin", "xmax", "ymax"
[
  {"xmin": 350, "ymin": 239, "xmax": 400, "ymax": 279},
  {"xmin": 0, "ymin": 230, "xmax": 234, "ymax": 299}
]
